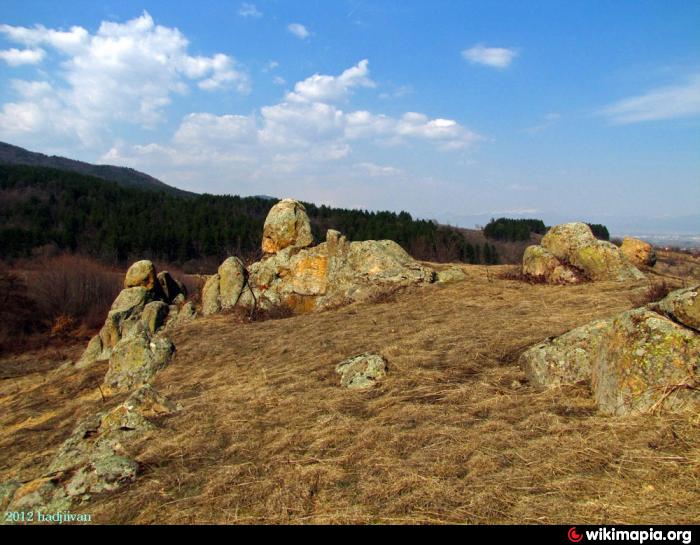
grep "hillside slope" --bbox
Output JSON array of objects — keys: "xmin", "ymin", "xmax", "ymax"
[
  {"xmin": 1, "ymin": 266, "xmax": 697, "ymax": 524},
  {"xmin": 0, "ymin": 141, "xmax": 193, "ymax": 197}
]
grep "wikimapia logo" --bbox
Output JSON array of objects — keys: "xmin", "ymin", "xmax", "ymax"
[{"xmin": 567, "ymin": 527, "xmax": 693, "ymax": 544}]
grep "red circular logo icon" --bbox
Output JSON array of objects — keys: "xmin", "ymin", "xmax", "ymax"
[{"xmin": 568, "ymin": 527, "xmax": 583, "ymax": 543}]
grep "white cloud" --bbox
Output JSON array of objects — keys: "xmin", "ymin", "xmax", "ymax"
[
  {"xmin": 600, "ymin": 74, "xmax": 700, "ymax": 124},
  {"xmin": 238, "ymin": 3, "xmax": 262, "ymax": 18},
  {"xmin": 272, "ymin": 76, "xmax": 286, "ymax": 86},
  {"xmin": 461, "ymin": 44, "xmax": 518, "ymax": 69},
  {"xmin": 103, "ymin": 60, "xmax": 482, "ymax": 193},
  {"xmin": 0, "ymin": 12, "xmax": 249, "ymax": 146},
  {"xmin": 522, "ymin": 112, "xmax": 561, "ymax": 133},
  {"xmin": 287, "ymin": 23, "xmax": 310, "ymax": 39},
  {"xmin": 288, "ymin": 59, "xmax": 374, "ymax": 103},
  {"xmin": 0, "ymin": 47, "xmax": 45, "ymax": 66}
]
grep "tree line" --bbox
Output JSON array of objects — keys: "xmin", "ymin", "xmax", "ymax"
[
  {"xmin": 483, "ymin": 217, "xmax": 609, "ymax": 242},
  {"xmin": 0, "ymin": 165, "xmax": 499, "ymax": 267}
]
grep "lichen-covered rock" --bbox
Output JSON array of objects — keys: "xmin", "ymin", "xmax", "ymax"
[
  {"xmin": 103, "ymin": 325, "xmax": 174, "ymax": 393},
  {"xmin": 201, "ymin": 273, "xmax": 221, "ymax": 316},
  {"xmin": 436, "ymin": 267, "xmax": 467, "ymax": 284},
  {"xmin": 124, "ymin": 260, "xmax": 157, "ymax": 290},
  {"xmin": 620, "ymin": 237, "xmax": 657, "ymax": 267},
  {"xmin": 653, "ymin": 285, "xmax": 699, "ymax": 331},
  {"xmin": 6, "ymin": 477, "xmax": 71, "ymax": 513},
  {"xmin": 0, "ymin": 480, "xmax": 20, "ymax": 511},
  {"xmin": 522, "ymin": 245, "xmax": 582, "ymax": 284},
  {"xmin": 336, "ymin": 353, "xmax": 388, "ymax": 389},
  {"xmin": 592, "ymin": 308, "xmax": 700, "ymax": 415},
  {"xmin": 523, "ymin": 223, "xmax": 644, "ymax": 283},
  {"xmin": 520, "ymin": 320, "xmax": 612, "ymax": 387},
  {"xmin": 218, "ymin": 257, "xmax": 246, "ymax": 310},
  {"xmin": 261, "ymin": 198, "xmax": 313, "ymax": 254},
  {"xmin": 141, "ymin": 301, "xmax": 169, "ymax": 334}
]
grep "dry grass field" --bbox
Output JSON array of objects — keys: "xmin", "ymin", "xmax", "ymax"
[{"xmin": 1, "ymin": 255, "xmax": 699, "ymax": 524}]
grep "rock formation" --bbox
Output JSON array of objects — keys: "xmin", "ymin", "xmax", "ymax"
[
  {"xmin": 520, "ymin": 286, "xmax": 700, "ymax": 415},
  {"xmin": 3, "ymin": 385, "xmax": 180, "ymax": 515},
  {"xmin": 522, "ymin": 222, "xmax": 645, "ymax": 283},
  {"xmin": 620, "ymin": 236, "xmax": 657, "ymax": 268},
  {"xmin": 203, "ymin": 199, "xmax": 436, "ymax": 314},
  {"xmin": 77, "ymin": 260, "xmax": 195, "ymax": 394}
]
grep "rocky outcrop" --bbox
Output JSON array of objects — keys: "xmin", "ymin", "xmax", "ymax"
[
  {"xmin": 520, "ymin": 286, "xmax": 700, "ymax": 415},
  {"xmin": 206, "ymin": 199, "xmax": 436, "ymax": 315},
  {"xmin": 261, "ymin": 198, "xmax": 314, "ymax": 254},
  {"xmin": 3, "ymin": 386, "xmax": 180, "ymax": 516},
  {"xmin": 522, "ymin": 223, "xmax": 645, "ymax": 283},
  {"xmin": 620, "ymin": 237, "xmax": 657, "ymax": 268},
  {"xmin": 336, "ymin": 353, "xmax": 388, "ymax": 389}
]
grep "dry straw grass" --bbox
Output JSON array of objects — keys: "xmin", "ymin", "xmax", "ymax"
[{"xmin": 0, "ymin": 256, "xmax": 699, "ymax": 524}]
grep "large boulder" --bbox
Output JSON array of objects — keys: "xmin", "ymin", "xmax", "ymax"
[
  {"xmin": 592, "ymin": 308, "xmax": 700, "ymax": 415},
  {"xmin": 201, "ymin": 274, "xmax": 221, "ymax": 316},
  {"xmin": 520, "ymin": 319, "xmax": 612, "ymax": 387},
  {"xmin": 620, "ymin": 237, "xmax": 657, "ymax": 268},
  {"xmin": 261, "ymin": 198, "xmax": 314, "ymax": 254},
  {"xmin": 124, "ymin": 260, "xmax": 157, "ymax": 290},
  {"xmin": 522, "ymin": 223, "xmax": 644, "ymax": 283},
  {"xmin": 157, "ymin": 271, "xmax": 187, "ymax": 303}
]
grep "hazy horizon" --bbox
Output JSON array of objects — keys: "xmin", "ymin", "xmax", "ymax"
[{"xmin": 0, "ymin": 1, "xmax": 698, "ymax": 237}]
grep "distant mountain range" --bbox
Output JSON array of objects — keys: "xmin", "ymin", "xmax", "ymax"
[{"xmin": 0, "ymin": 141, "xmax": 194, "ymax": 197}]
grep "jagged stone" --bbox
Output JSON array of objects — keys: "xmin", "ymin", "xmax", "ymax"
[
  {"xmin": 141, "ymin": 301, "xmax": 169, "ymax": 334},
  {"xmin": 436, "ymin": 267, "xmax": 467, "ymax": 284},
  {"xmin": 157, "ymin": 270, "xmax": 187, "ymax": 303},
  {"xmin": 201, "ymin": 274, "xmax": 221, "ymax": 316},
  {"xmin": 652, "ymin": 285, "xmax": 699, "ymax": 331}
]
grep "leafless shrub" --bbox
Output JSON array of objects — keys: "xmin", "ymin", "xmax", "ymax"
[{"xmin": 630, "ymin": 280, "xmax": 672, "ymax": 307}]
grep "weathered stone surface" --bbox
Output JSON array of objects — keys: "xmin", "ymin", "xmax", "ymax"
[
  {"xmin": 6, "ymin": 477, "xmax": 71, "ymax": 513},
  {"xmin": 124, "ymin": 260, "xmax": 157, "ymax": 290},
  {"xmin": 103, "ymin": 325, "xmax": 175, "ymax": 393},
  {"xmin": 522, "ymin": 245, "xmax": 582, "ymax": 284},
  {"xmin": 201, "ymin": 274, "xmax": 221, "ymax": 316},
  {"xmin": 157, "ymin": 270, "xmax": 186, "ymax": 303},
  {"xmin": 0, "ymin": 480, "xmax": 20, "ymax": 511},
  {"xmin": 620, "ymin": 237, "xmax": 657, "ymax": 267},
  {"xmin": 218, "ymin": 257, "xmax": 246, "ymax": 310},
  {"xmin": 141, "ymin": 301, "xmax": 169, "ymax": 334},
  {"xmin": 261, "ymin": 198, "xmax": 313, "ymax": 254},
  {"xmin": 520, "ymin": 320, "xmax": 612, "ymax": 387},
  {"xmin": 336, "ymin": 353, "xmax": 388, "ymax": 389},
  {"xmin": 653, "ymin": 285, "xmax": 700, "ymax": 331},
  {"xmin": 523, "ymin": 223, "xmax": 644, "ymax": 283},
  {"xmin": 592, "ymin": 308, "xmax": 700, "ymax": 415},
  {"xmin": 164, "ymin": 301, "xmax": 197, "ymax": 330},
  {"xmin": 436, "ymin": 267, "xmax": 467, "ymax": 284}
]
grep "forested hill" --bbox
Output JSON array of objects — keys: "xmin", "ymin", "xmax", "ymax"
[
  {"xmin": 0, "ymin": 142, "xmax": 193, "ymax": 197},
  {"xmin": 0, "ymin": 164, "xmax": 498, "ymax": 267}
]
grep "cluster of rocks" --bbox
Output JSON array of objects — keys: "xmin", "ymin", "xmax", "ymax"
[
  {"xmin": 78, "ymin": 260, "xmax": 195, "ymax": 393},
  {"xmin": 202, "ymin": 198, "xmax": 438, "ymax": 315},
  {"xmin": 520, "ymin": 285, "xmax": 700, "ymax": 415},
  {"xmin": 522, "ymin": 223, "xmax": 646, "ymax": 284},
  {"xmin": 3, "ymin": 386, "xmax": 180, "ymax": 515}
]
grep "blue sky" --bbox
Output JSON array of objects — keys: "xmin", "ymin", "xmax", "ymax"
[{"xmin": 0, "ymin": 1, "xmax": 698, "ymax": 233}]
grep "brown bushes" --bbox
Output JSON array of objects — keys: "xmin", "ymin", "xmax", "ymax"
[
  {"xmin": 630, "ymin": 280, "xmax": 673, "ymax": 307},
  {"xmin": 0, "ymin": 269, "xmax": 43, "ymax": 353}
]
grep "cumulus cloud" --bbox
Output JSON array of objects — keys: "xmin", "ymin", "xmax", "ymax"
[
  {"xmin": 0, "ymin": 47, "xmax": 45, "ymax": 65},
  {"xmin": 599, "ymin": 74, "xmax": 700, "ymax": 124},
  {"xmin": 287, "ymin": 23, "xmax": 310, "ymax": 39},
  {"xmin": 461, "ymin": 44, "xmax": 518, "ymax": 69},
  {"xmin": 0, "ymin": 12, "xmax": 249, "ymax": 146},
  {"xmin": 238, "ymin": 3, "xmax": 262, "ymax": 18},
  {"xmin": 103, "ymin": 60, "xmax": 482, "ymax": 193}
]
